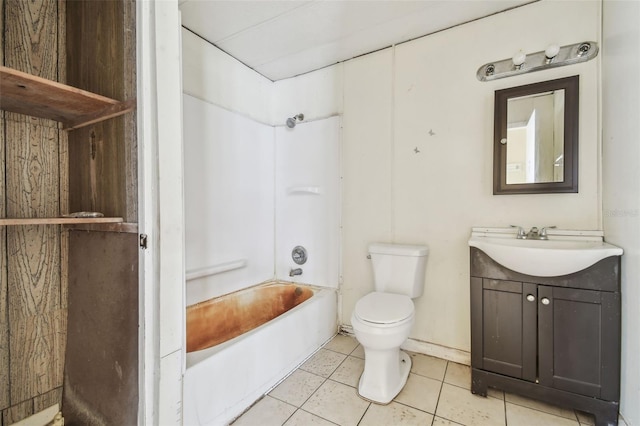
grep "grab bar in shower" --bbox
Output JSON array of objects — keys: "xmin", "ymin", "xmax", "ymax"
[{"xmin": 186, "ymin": 259, "xmax": 247, "ymax": 281}]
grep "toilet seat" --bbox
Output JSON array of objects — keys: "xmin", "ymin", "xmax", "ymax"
[{"xmin": 354, "ymin": 292, "xmax": 414, "ymax": 325}]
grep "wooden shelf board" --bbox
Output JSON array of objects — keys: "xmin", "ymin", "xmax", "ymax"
[
  {"xmin": 64, "ymin": 222, "xmax": 138, "ymax": 233},
  {"xmin": 0, "ymin": 66, "xmax": 134, "ymax": 129},
  {"xmin": 0, "ymin": 217, "xmax": 124, "ymax": 226}
]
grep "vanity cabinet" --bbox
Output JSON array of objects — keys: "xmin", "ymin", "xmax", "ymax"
[{"xmin": 470, "ymin": 247, "xmax": 621, "ymax": 426}]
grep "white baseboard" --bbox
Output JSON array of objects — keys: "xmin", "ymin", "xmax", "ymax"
[{"xmin": 339, "ymin": 325, "xmax": 470, "ymax": 366}]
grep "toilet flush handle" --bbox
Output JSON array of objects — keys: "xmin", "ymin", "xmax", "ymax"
[{"xmin": 366, "ymin": 254, "xmax": 371, "ymax": 259}]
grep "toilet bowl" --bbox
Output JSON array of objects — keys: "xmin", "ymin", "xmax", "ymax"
[
  {"xmin": 351, "ymin": 242, "xmax": 428, "ymax": 404},
  {"xmin": 351, "ymin": 292, "xmax": 415, "ymax": 403}
]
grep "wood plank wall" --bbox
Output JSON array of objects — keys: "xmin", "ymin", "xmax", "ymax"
[
  {"xmin": 64, "ymin": 231, "xmax": 139, "ymax": 425},
  {"xmin": 62, "ymin": 1, "xmax": 138, "ymax": 424},
  {"xmin": 0, "ymin": 0, "xmax": 7, "ymax": 415},
  {"xmin": 1, "ymin": 1, "xmax": 136, "ymax": 424},
  {"xmin": 66, "ymin": 0, "xmax": 137, "ymax": 222},
  {"xmin": 0, "ymin": 1, "xmax": 66, "ymax": 424}
]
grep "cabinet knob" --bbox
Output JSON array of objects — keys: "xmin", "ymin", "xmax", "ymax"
[
  {"xmin": 526, "ymin": 294, "xmax": 535, "ymax": 302},
  {"xmin": 541, "ymin": 297, "xmax": 550, "ymax": 305}
]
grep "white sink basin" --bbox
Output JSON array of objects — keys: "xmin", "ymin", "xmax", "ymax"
[{"xmin": 468, "ymin": 236, "xmax": 623, "ymax": 277}]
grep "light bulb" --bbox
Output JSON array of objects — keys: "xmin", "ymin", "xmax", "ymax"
[
  {"xmin": 512, "ymin": 50, "xmax": 526, "ymax": 67},
  {"xmin": 545, "ymin": 44, "xmax": 560, "ymax": 59}
]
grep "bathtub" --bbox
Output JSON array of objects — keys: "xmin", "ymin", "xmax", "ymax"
[{"xmin": 183, "ymin": 282, "xmax": 337, "ymax": 426}]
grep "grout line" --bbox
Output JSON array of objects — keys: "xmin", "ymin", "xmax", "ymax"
[
  {"xmin": 276, "ymin": 397, "xmax": 297, "ymax": 426},
  {"xmin": 275, "ymin": 337, "xmax": 588, "ymax": 426},
  {"xmin": 355, "ymin": 402, "xmax": 371, "ymax": 426},
  {"xmin": 323, "ymin": 345, "xmax": 357, "ymax": 357},
  {"xmin": 297, "ymin": 407, "xmax": 340, "ymax": 426},
  {"xmin": 229, "ymin": 395, "xmax": 266, "ymax": 425},
  {"xmin": 328, "ymin": 352, "xmax": 350, "ymax": 380},
  {"xmin": 300, "ymin": 370, "xmax": 329, "ymax": 406},
  {"xmin": 444, "ymin": 379, "xmax": 503, "ymax": 401},
  {"xmin": 504, "ymin": 386, "xmax": 508, "ymax": 425},
  {"xmin": 572, "ymin": 409, "xmax": 580, "ymax": 423},
  {"xmin": 431, "ymin": 361, "xmax": 447, "ymax": 420},
  {"xmin": 432, "ymin": 415, "xmax": 466, "ymax": 426},
  {"xmin": 392, "ymin": 399, "xmax": 435, "ymax": 416},
  {"xmin": 268, "ymin": 369, "xmax": 330, "ymax": 425},
  {"xmin": 504, "ymin": 397, "xmax": 584, "ymax": 423}
]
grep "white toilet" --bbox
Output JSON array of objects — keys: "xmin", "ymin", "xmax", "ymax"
[{"xmin": 351, "ymin": 243, "xmax": 428, "ymax": 404}]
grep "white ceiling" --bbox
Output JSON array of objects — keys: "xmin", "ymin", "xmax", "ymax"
[{"xmin": 179, "ymin": 0, "xmax": 534, "ymax": 81}]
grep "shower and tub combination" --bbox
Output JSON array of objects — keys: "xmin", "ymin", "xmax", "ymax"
[
  {"xmin": 184, "ymin": 281, "xmax": 336, "ymax": 426},
  {"xmin": 182, "ymin": 99, "xmax": 341, "ymax": 426},
  {"xmin": 186, "ymin": 282, "xmax": 313, "ymax": 353}
]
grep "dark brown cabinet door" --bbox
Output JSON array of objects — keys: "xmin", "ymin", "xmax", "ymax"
[
  {"xmin": 538, "ymin": 285, "xmax": 621, "ymax": 401},
  {"xmin": 470, "ymin": 248, "xmax": 621, "ymax": 425},
  {"xmin": 471, "ymin": 278, "xmax": 537, "ymax": 381}
]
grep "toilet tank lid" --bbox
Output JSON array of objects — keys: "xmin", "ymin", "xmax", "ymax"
[{"xmin": 368, "ymin": 243, "xmax": 428, "ymax": 256}]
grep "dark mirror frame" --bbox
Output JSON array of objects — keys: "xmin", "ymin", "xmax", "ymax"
[{"xmin": 493, "ymin": 75, "xmax": 579, "ymax": 195}]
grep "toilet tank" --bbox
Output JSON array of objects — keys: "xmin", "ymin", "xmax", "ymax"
[{"xmin": 368, "ymin": 243, "xmax": 429, "ymax": 298}]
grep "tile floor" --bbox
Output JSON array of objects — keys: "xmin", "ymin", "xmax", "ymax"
[{"xmin": 232, "ymin": 334, "xmax": 622, "ymax": 426}]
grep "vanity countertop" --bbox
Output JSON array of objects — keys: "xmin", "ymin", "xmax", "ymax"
[{"xmin": 469, "ymin": 227, "xmax": 623, "ymax": 277}]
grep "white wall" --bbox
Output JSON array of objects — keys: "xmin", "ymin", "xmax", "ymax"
[
  {"xmin": 340, "ymin": 0, "xmax": 601, "ymax": 352},
  {"xmin": 138, "ymin": 1, "xmax": 185, "ymax": 423},
  {"xmin": 183, "ymin": 95, "xmax": 276, "ymax": 305},
  {"xmin": 191, "ymin": 0, "xmax": 603, "ymax": 353},
  {"xmin": 602, "ymin": 1, "xmax": 640, "ymax": 424},
  {"xmin": 182, "ymin": 29, "xmax": 272, "ymax": 125},
  {"xmin": 341, "ymin": 48, "xmax": 395, "ymax": 326},
  {"xmin": 273, "ymin": 65, "xmax": 344, "ymax": 124}
]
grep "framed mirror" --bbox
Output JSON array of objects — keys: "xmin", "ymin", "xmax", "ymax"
[{"xmin": 493, "ymin": 75, "xmax": 579, "ymax": 194}]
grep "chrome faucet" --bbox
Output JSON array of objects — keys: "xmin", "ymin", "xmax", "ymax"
[
  {"xmin": 289, "ymin": 268, "xmax": 303, "ymax": 277},
  {"xmin": 526, "ymin": 227, "xmax": 541, "ymax": 239},
  {"xmin": 511, "ymin": 225, "xmax": 527, "ymax": 239},
  {"xmin": 527, "ymin": 226, "xmax": 557, "ymax": 240},
  {"xmin": 538, "ymin": 226, "xmax": 556, "ymax": 240},
  {"xmin": 512, "ymin": 225, "xmax": 556, "ymax": 240}
]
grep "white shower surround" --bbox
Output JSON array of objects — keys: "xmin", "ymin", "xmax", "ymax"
[
  {"xmin": 183, "ymin": 94, "xmax": 276, "ymax": 304},
  {"xmin": 275, "ymin": 117, "xmax": 341, "ymax": 288},
  {"xmin": 182, "ymin": 95, "xmax": 340, "ymax": 305},
  {"xmin": 182, "ymin": 92, "xmax": 341, "ymax": 425}
]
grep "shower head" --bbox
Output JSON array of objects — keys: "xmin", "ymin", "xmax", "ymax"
[{"xmin": 286, "ymin": 113, "xmax": 304, "ymax": 128}]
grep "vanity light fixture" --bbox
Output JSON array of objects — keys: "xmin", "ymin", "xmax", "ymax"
[
  {"xmin": 512, "ymin": 50, "xmax": 526, "ymax": 70},
  {"xmin": 544, "ymin": 44, "xmax": 560, "ymax": 64},
  {"xmin": 477, "ymin": 41, "xmax": 598, "ymax": 81}
]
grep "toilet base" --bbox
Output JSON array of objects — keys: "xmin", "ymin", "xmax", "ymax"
[{"xmin": 357, "ymin": 350, "xmax": 412, "ymax": 404}]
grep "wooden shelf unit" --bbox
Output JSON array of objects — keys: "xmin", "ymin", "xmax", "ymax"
[
  {"xmin": 1, "ymin": 65, "xmax": 136, "ymax": 228},
  {"xmin": 0, "ymin": 65, "xmax": 135, "ymax": 130},
  {"xmin": 0, "ymin": 217, "xmax": 124, "ymax": 226},
  {"xmin": 1, "ymin": 2, "xmax": 139, "ymax": 423}
]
